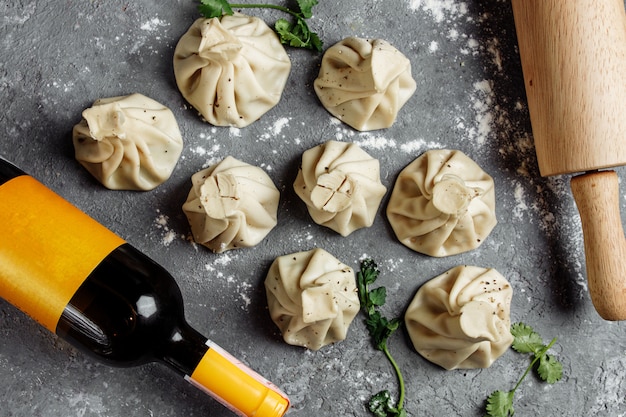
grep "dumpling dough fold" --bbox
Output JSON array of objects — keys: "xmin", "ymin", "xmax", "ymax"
[
  {"xmin": 265, "ymin": 248, "xmax": 360, "ymax": 350},
  {"xmin": 314, "ymin": 37, "xmax": 416, "ymax": 131},
  {"xmin": 405, "ymin": 265, "xmax": 514, "ymax": 370},
  {"xmin": 182, "ymin": 156, "xmax": 279, "ymax": 253},
  {"xmin": 294, "ymin": 140, "xmax": 387, "ymax": 236},
  {"xmin": 72, "ymin": 93, "xmax": 183, "ymax": 191},
  {"xmin": 173, "ymin": 14, "xmax": 291, "ymax": 127},
  {"xmin": 386, "ymin": 149, "xmax": 497, "ymax": 257}
]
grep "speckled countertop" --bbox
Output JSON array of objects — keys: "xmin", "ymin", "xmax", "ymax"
[{"xmin": 1, "ymin": 1, "xmax": 626, "ymax": 416}]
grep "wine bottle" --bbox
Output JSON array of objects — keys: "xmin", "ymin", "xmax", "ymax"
[{"xmin": 0, "ymin": 157, "xmax": 289, "ymax": 417}]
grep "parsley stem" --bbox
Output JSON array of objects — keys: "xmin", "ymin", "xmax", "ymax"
[
  {"xmin": 511, "ymin": 337, "xmax": 557, "ymax": 393},
  {"xmin": 382, "ymin": 343, "xmax": 405, "ymax": 412},
  {"xmin": 229, "ymin": 3, "xmax": 302, "ymax": 19}
]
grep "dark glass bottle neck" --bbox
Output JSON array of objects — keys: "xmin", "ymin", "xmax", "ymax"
[
  {"xmin": 157, "ymin": 319, "xmax": 209, "ymax": 376},
  {"xmin": 57, "ymin": 244, "xmax": 209, "ymax": 377},
  {"xmin": 0, "ymin": 157, "xmax": 26, "ymax": 186}
]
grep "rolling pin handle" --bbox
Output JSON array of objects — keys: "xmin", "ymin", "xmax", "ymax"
[{"xmin": 571, "ymin": 170, "xmax": 626, "ymax": 320}]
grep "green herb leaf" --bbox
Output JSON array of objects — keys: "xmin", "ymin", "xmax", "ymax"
[
  {"xmin": 484, "ymin": 323, "xmax": 563, "ymax": 416},
  {"xmin": 198, "ymin": 0, "xmax": 233, "ymax": 18},
  {"xmin": 359, "ymin": 259, "xmax": 380, "ymax": 285},
  {"xmin": 196, "ymin": 0, "xmax": 323, "ymax": 51},
  {"xmin": 296, "ymin": 0, "xmax": 318, "ymax": 18},
  {"xmin": 357, "ymin": 259, "xmax": 406, "ymax": 417},
  {"xmin": 510, "ymin": 322, "xmax": 544, "ymax": 355},
  {"xmin": 537, "ymin": 353, "xmax": 563, "ymax": 384},
  {"xmin": 366, "ymin": 313, "xmax": 400, "ymax": 351},
  {"xmin": 369, "ymin": 390, "xmax": 395, "ymax": 417},
  {"xmin": 369, "ymin": 390, "xmax": 406, "ymax": 417},
  {"xmin": 369, "ymin": 286, "xmax": 387, "ymax": 307},
  {"xmin": 275, "ymin": 18, "xmax": 309, "ymax": 48},
  {"xmin": 485, "ymin": 390, "xmax": 515, "ymax": 417}
]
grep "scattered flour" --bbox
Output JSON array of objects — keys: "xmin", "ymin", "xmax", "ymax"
[
  {"xmin": 229, "ymin": 126, "xmax": 241, "ymax": 137},
  {"xmin": 447, "ymin": 28, "xmax": 460, "ymax": 41},
  {"xmin": 67, "ymin": 392, "xmax": 107, "ymax": 415},
  {"xmin": 259, "ymin": 162, "xmax": 273, "ymax": 172},
  {"xmin": 331, "ymin": 119, "xmax": 357, "ymax": 141},
  {"xmin": 464, "ymin": 38, "xmax": 480, "ymax": 55},
  {"xmin": 289, "ymin": 228, "xmax": 316, "ymax": 246},
  {"xmin": 272, "ymin": 117, "xmax": 290, "ymax": 135},
  {"xmin": 203, "ymin": 253, "xmax": 254, "ymax": 309},
  {"xmin": 190, "ymin": 132, "xmax": 222, "ymax": 168},
  {"xmin": 237, "ymin": 280, "xmax": 253, "ymax": 309},
  {"xmin": 213, "ymin": 253, "xmax": 234, "ymax": 267},
  {"xmin": 330, "ymin": 119, "xmax": 444, "ymax": 157},
  {"xmin": 400, "ymin": 138, "xmax": 444, "ymax": 154},
  {"xmin": 154, "ymin": 211, "xmax": 178, "ymax": 246},
  {"xmin": 192, "ymin": 146, "xmax": 208, "ymax": 156},
  {"xmin": 359, "ymin": 253, "xmax": 404, "ymax": 274},
  {"xmin": 47, "ymin": 80, "xmax": 75, "ymax": 93},
  {"xmin": 140, "ymin": 17, "xmax": 168, "ymax": 32},
  {"xmin": 3, "ymin": 2, "xmax": 36, "ymax": 25},
  {"xmin": 259, "ymin": 117, "xmax": 292, "ymax": 141},
  {"xmin": 354, "ymin": 132, "xmax": 397, "ymax": 151},
  {"xmin": 407, "ymin": 0, "xmax": 479, "ymax": 58},
  {"xmin": 512, "ymin": 182, "xmax": 528, "ymax": 221},
  {"xmin": 465, "ymin": 80, "xmax": 495, "ymax": 146},
  {"xmin": 407, "ymin": 0, "xmax": 469, "ymax": 23},
  {"xmin": 486, "ymin": 37, "xmax": 504, "ymax": 72},
  {"xmin": 116, "ymin": 16, "xmax": 170, "ymax": 55}
]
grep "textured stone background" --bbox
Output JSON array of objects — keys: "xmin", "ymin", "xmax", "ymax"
[{"xmin": 1, "ymin": 1, "xmax": 625, "ymax": 416}]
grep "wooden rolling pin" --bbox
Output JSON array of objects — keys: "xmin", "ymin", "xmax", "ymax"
[{"xmin": 511, "ymin": 0, "xmax": 626, "ymax": 320}]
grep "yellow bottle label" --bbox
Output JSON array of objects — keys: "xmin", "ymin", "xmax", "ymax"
[
  {"xmin": 0, "ymin": 176, "xmax": 125, "ymax": 332},
  {"xmin": 187, "ymin": 340, "xmax": 290, "ymax": 417}
]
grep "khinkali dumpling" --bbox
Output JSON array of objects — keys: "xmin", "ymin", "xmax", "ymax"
[
  {"xmin": 265, "ymin": 248, "xmax": 360, "ymax": 350},
  {"xmin": 314, "ymin": 37, "xmax": 416, "ymax": 131},
  {"xmin": 72, "ymin": 93, "xmax": 183, "ymax": 191},
  {"xmin": 294, "ymin": 140, "xmax": 387, "ymax": 236},
  {"xmin": 173, "ymin": 14, "xmax": 291, "ymax": 127},
  {"xmin": 182, "ymin": 156, "xmax": 279, "ymax": 253},
  {"xmin": 386, "ymin": 149, "xmax": 497, "ymax": 257},
  {"xmin": 405, "ymin": 265, "xmax": 514, "ymax": 370}
]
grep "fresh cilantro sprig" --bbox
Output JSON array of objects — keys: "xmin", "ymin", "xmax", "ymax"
[
  {"xmin": 197, "ymin": 0, "xmax": 323, "ymax": 51},
  {"xmin": 485, "ymin": 323, "xmax": 563, "ymax": 417},
  {"xmin": 357, "ymin": 259, "xmax": 407, "ymax": 417}
]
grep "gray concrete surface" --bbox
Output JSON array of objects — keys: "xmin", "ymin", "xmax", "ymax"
[{"xmin": 1, "ymin": 1, "xmax": 626, "ymax": 416}]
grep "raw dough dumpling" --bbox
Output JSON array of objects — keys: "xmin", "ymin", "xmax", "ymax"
[
  {"xmin": 173, "ymin": 13, "xmax": 291, "ymax": 127},
  {"xmin": 265, "ymin": 248, "xmax": 360, "ymax": 350},
  {"xmin": 294, "ymin": 140, "xmax": 387, "ymax": 236},
  {"xmin": 314, "ymin": 37, "xmax": 417, "ymax": 131},
  {"xmin": 386, "ymin": 149, "xmax": 497, "ymax": 257},
  {"xmin": 72, "ymin": 93, "xmax": 183, "ymax": 191},
  {"xmin": 182, "ymin": 156, "xmax": 279, "ymax": 253},
  {"xmin": 405, "ymin": 265, "xmax": 513, "ymax": 370}
]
